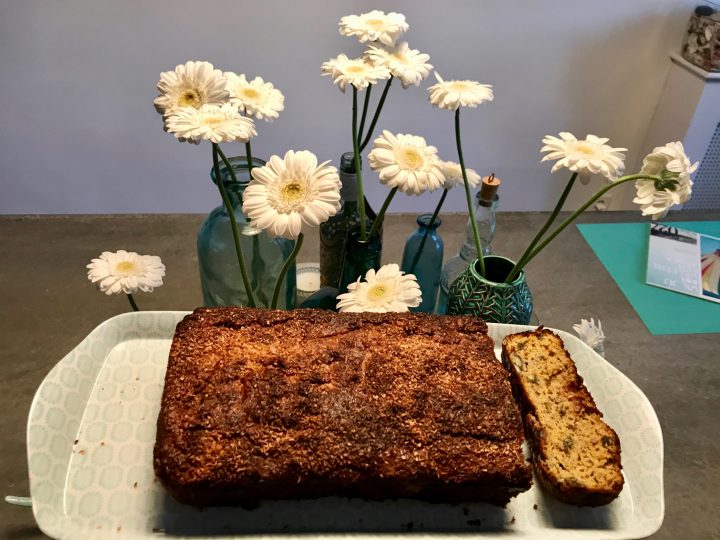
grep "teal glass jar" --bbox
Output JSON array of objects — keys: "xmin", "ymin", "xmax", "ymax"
[
  {"xmin": 197, "ymin": 156, "xmax": 296, "ymax": 308},
  {"xmin": 400, "ymin": 214, "xmax": 444, "ymax": 313}
]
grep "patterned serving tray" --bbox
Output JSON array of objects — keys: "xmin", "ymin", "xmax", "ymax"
[{"xmin": 27, "ymin": 311, "xmax": 663, "ymax": 539}]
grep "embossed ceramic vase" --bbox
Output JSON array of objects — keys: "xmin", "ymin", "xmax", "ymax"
[{"xmin": 446, "ymin": 255, "xmax": 533, "ymax": 324}]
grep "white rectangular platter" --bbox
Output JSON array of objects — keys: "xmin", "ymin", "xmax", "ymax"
[{"xmin": 27, "ymin": 311, "xmax": 663, "ymax": 539}]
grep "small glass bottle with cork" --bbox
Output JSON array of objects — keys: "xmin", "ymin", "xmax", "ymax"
[{"xmin": 437, "ymin": 174, "xmax": 501, "ymax": 314}]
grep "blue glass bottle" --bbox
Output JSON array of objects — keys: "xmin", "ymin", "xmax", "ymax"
[
  {"xmin": 400, "ymin": 214, "xmax": 444, "ymax": 313},
  {"xmin": 197, "ymin": 156, "xmax": 296, "ymax": 308}
]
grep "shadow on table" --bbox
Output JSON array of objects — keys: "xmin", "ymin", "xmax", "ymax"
[
  {"xmin": 537, "ymin": 488, "xmax": 613, "ymax": 530},
  {"xmin": 155, "ymin": 491, "xmax": 514, "ymax": 536}
]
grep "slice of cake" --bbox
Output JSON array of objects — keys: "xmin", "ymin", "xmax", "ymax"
[
  {"xmin": 154, "ymin": 307, "xmax": 532, "ymax": 507},
  {"xmin": 501, "ymin": 328, "xmax": 623, "ymax": 506}
]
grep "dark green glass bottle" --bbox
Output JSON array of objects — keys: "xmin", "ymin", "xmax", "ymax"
[{"xmin": 319, "ymin": 152, "xmax": 377, "ymax": 289}]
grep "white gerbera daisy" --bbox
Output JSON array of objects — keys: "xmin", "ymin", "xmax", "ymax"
[
  {"xmin": 242, "ymin": 150, "xmax": 341, "ymax": 239},
  {"xmin": 339, "ymin": 10, "xmax": 408, "ymax": 46},
  {"xmin": 321, "ymin": 54, "xmax": 391, "ymax": 92},
  {"xmin": 633, "ymin": 141, "xmax": 698, "ymax": 219},
  {"xmin": 336, "ymin": 264, "xmax": 421, "ymax": 313},
  {"xmin": 154, "ymin": 61, "xmax": 229, "ymax": 117},
  {"xmin": 225, "ymin": 73, "xmax": 285, "ymax": 121},
  {"xmin": 365, "ymin": 42, "xmax": 432, "ymax": 88},
  {"xmin": 87, "ymin": 250, "xmax": 165, "ymax": 295},
  {"xmin": 368, "ymin": 130, "xmax": 444, "ymax": 195},
  {"xmin": 540, "ymin": 132, "xmax": 627, "ymax": 181},
  {"xmin": 165, "ymin": 103, "xmax": 256, "ymax": 144},
  {"xmin": 427, "ymin": 72, "xmax": 494, "ymax": 111},
  {"xmin": 573, "ymin": 318, "xmax": 605, "ymax": 356},
  {"xmin": 438, "ymin": 160, "xmax": 481, "ymax": 189}
]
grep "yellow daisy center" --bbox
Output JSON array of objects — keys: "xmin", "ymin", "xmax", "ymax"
[
  {"xmin": 449, "ymin": 81, "xmax": 471, "ymax": 92},
  {"xmin": 574, "ymin": 143, "xmax": 597, "ymax": 156},
  {"xmin": 115, "ymin": 261, "xmax": 137, "ymax": 275},
  {"xmin": 346, "ymin": 65, "xmax": 366, "ymax": 74},
  {"xmin": 178, "ymin": 89, "xmax": 202, "ymax": 108},
  {"xmin": 282, "ymin": 181, "xmax": 304, "ymax": 201},
  {"xmin": 202, "ymin": 115, "xmax": 226, "ymax": 127},
  {"xmin": 367, "ymin": 19, "xmax": 386, "ymax": 29},
  {"xmin": 241, "ymin": 87, "xmax": 260, "ymax": 100},
  {"xmin": 367, "ymin": 283, "xmax": 388, "ymax": 301},
  {"xmin": 399, "ymin": 147, "xmax": 424, "ymax": 170},
  {"xmin": 391, "ymin": 52, "xmax": 409, "ymax": 65}
]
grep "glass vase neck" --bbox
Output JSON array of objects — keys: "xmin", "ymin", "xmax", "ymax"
[
  {"xmin": 459, "ymin": 192, "xmax": 499, "ymax": 260},
  {"xmin": 417, "ymin": 213, "xmax": 441, "ymax": 230},
  {"xmin": 471, "ymin": 255, "xmax": 523, "ymax": 286},
  {"xmin": 478, "ymin": 192, "xmax": 499, "ymax": 208},
  {"xmin": 210, "ymin": 156, "xmax": 266, "ymax": 204},
  {"xmin": 339, "ymin": 152, "xmax": 360, "ymax": 202}
]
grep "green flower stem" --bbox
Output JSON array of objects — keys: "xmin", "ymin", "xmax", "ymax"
[
  {"xmin": 368, "ymin": 186, "xmax": 398, "ymax": 240},
  {"xmin": 250, "ymin": 235, "xmax": 269, "ymax": 306},
  {"xmin": 408, "ymin": 188, "xmax": 448, "ymax": 274},
  {"xmin": 359, "ymin": 75, "xmax": 394, "ymax": 152},
  {"xmin": 358, "ymin": 84, "xmax": 372, "ymax": 144},
  {"xmin": 126, "ymin": 293, "xmax": 139, "ymax": 312},
  {"xmin": 212, "ymin": 143, "xmax": 257, "ymax": 308},
  {"xmin": 245, "ymin": 141, "xmax": 255, "ymax": 179},
  {"xmin": 455, "ymin": 108, "xmax": 485, "ymax": 277},
  {"xmin": 271, "ymin": 232, "xmax": 303, "ymax": 309},
  {"xmin": 352, "ymin": 86, "xmax": 367, "ymax": 240},
  {"xmin": 215, "ymin": 145, "xmax": 239, "ymax": 185},
  {"xmin": 505, "ymin": 173, "xmax": 661, "ymax": 282},
  {"xmin": 510, "ymin": 172, "xmax": 578, "ymax": 281}
]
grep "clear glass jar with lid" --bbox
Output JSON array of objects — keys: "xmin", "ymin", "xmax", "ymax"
[{"xmin": 682, "ymin": 2, "xmax": 720, "ymax": 72}]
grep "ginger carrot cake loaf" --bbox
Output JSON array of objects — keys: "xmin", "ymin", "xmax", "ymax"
[{"xmin": 154, "ymin": 307, "xmax": 532, "ymax": 507}]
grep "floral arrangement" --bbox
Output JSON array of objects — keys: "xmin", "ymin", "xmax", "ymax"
[{"xmin": 142, "ymin": 9, "xmax": 698, "ymax": 316}]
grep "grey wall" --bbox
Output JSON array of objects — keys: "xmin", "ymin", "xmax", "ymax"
[{"xmin": 0, "ymin": 0, "xmax": 697, "ymax": 215}]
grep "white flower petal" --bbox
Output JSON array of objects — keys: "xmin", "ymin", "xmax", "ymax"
[
  {"xmin": 573, "ymin": 318, "xmax": 605, "ymax": 354},
  {"xmin": 322, "ymin": 54, "xmax": 390, "ymax": 92},
  {"xmin": 338, "ymin": 10, "xmax": 408, "ymax": 46},
  {"xmin": 367, "ymin": 131, "xmax": 444, "ymax": 195},
  {"xmin": 225, "ymin": 72, "xmax": 284, "ymax": 122},
  {"xmin": 336, "ymin": 263, "xmax": 422, "ymax": 312},
  {"xmin": 428, "ymin": 76, "xmax": 493, "ymax": 111},
  {"xmin": 241, "ymin": 150, "xmax": 341, "ymax": 239},
  {"xmin": 154, "ymin": 60, "xmax": 229, "ymax": 119},
  {"xmin": 365, "ymin": 41, "xmax": 432, "ymax": 88},
  {"xmin": 165, "ymin": 103, "xmax": 256, "ymax": 144},
  {"xmin": 437, "ymin": 160, "xmax": 481, "ymax": 189},
  {"xmin": 633, "ymin": 141, "xmax": 697, "ymax": 219},
  {"xmin": 539, "ymin": 132, "xmax": 626, "ymax": 181},
  {"xmin": 86, "ymin": 250, "xmax": 166, "ymax": 296}
]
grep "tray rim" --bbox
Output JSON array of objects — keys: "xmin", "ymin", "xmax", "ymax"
[{"xmin": 26, "ymin": 311, "xmax": 664, "ymax": 540}]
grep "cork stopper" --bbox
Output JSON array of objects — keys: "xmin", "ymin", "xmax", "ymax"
[{"xmin": 480, "ymin": 173, "xmax": 501, "ymax": 201}]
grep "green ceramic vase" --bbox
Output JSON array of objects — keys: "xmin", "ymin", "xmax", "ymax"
[{"xmin": 446, "ymin": 255, "xmax": 533, "ymax": 324}]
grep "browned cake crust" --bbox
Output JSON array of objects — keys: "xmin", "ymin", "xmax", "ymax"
[
  {"xmin": 501, "ymin": 328, "xmax": 623, "ymax": 507},
  {"xmin": 154, "ymin": 307, "xmax": 532, "ymax": 507}
]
